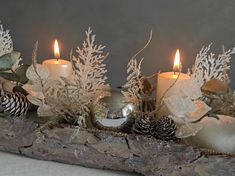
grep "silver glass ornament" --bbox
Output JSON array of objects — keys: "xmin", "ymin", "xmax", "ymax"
[
  {"xmin": 97, "ymin": 88, "xmax": 135, "ymax": 127},
  {"xmin": 103, "ymin": 88, "xmax": 135, "ymax": 119}
]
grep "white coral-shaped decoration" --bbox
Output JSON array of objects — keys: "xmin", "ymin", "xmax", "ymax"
[
  {"xmin": 25, "ymin": 29, "xmax": 110, "ymax": 127},
  {"xmin": 0, "ymin": 23, "xmax": 13, "ymax": 56},
  {"xmin": 122, "ymin": 58, "xmax": 143, "ymax": 106},
  {"xmin": 71, "ymin": 27, "xmax": 110, "ymax": 114},
  {"xmin": 191, "ymin": 44, "xmax": 235, "ymax": 86}
]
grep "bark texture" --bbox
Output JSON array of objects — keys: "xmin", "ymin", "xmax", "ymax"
[{"xmin": 0, "ymin": 114, "xmax": 234, "ymax": 176}]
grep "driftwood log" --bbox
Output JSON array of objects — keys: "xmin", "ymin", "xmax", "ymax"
[{"xmin": 0, "ymin": 113, "xmax": 234, "ymax": 176}]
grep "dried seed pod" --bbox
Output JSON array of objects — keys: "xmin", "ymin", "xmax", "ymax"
[{"xmin": 201, "ymin": 79, "xmax": 229, "ymax": 95}]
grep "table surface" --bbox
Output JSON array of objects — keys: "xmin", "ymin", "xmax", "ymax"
[{"xmin": 0, "ymin": 151, "xmax": 139, "ymax": 176}]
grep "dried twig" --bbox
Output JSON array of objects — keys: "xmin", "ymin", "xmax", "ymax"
[
  {"xmin": 130, "ymin": 30, "xmax": 152, "ymax": 61},
  {"xmin": 122, "ymin": 30, "xmax": 153, "ymax": 106},
  {"xmin": 31, "ymin": 41, "xmax": 46, "ymax": 98}
]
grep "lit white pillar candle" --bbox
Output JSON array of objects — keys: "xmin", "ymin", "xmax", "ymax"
[
  {"xmin": 42, "ymin": 40, "xmax": 72, "ymax": 79},
  {"xmin": 156, "ymin": 49, "xmax": 190, "ymax": 105}
]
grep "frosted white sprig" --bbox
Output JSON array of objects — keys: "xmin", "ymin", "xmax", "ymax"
[
  {"xmin": 71, "ymin": 27, "xmax": 110, "ymax": 118},
  {"xmin": 25, "ymin": 29, "xmax": 110, "ymax": 128},
  {"xmin": 191, "ymin": 44, "xmax": 235, "ymax": 86},
  {"xmin": 122, "ymin": 58, "xmax": 143, "ymax": 106},
  {"xmin": 0, "ymin": 23, "xmax": 13, "ymax": 57},
  {"xmin": 122, "ymin": 30, "xmax": 152, "ymax": 106}
]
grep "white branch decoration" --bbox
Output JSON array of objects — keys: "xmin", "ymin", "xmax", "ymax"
[
  {"xmin": 122, "ymin": 58, "xmax": 143, "ymax": 106},
  {"xmin": 25, "ymin": 29, "xmax": 110, "ymax": 128},
  {"xmin": 122, "ymin": 30, "xmax": 152, "ymax": 107},
  {"xmin": 191, "ymin": 44, "xmax": 235, "ymax": 86},
  {"xmin": 0, "ymin": 23, "xmax": 13, "ymax": 57},
  {"xmin": 71, "ymin": 27, "xmax": 110, "ymax": 117}
]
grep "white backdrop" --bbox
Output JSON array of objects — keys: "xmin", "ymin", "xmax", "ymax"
[{"xmin": 0, "ymin": 152, "xmax": 138, "ymax": 176}]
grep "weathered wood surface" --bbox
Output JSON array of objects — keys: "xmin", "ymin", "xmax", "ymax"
[{"xmin": 0, "ymin": 115, "xmax": 234, "ymax": 176}]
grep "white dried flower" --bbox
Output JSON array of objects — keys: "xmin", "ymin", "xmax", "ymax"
[
  {"xmin": 164, "ymin": 95, "xmax": 196, "ymax": 123},
  {"xmin": 168, "ymin": 78, "xmax": 202, "ymax": 100},
  {"xmin": 26, "ymin": 64, "xmax": 49, "ymax": 81}
]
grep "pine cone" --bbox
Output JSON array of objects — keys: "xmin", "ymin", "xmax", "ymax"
[
  {"xmin": 151, "ymin": 116, "xmax": 177, "ymax": 141},
  {"xmin": 0, "ymin": 90, "xmax": 29, "ymax": 119},
  {"xmin": 132, "ymin": 113, "xmax": 154, "ymax": 135}
]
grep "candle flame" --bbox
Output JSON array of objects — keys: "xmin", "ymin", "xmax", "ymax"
[
  {"xmin": 54, "ymin": 39, "xmax": 60, "ymax": 59},
  {"xmin": 173, "ymin": 49, "xmax": 181, "ymax": 73}
]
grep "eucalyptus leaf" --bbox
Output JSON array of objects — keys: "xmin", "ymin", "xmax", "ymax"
[
  {"xmin": 0, "ymin": 72, "xmax": 19, "ymax": 82},
  {"xmin": 0, "ymin": 64, "xmax": 29, "ymax": 83},
  {"xmin": 15, "ymin": 64, "xmax": 30, "ymax": 83},
  {"xmin": 0, "ymin": 51, "xmax": 21, "ymax": 71}
]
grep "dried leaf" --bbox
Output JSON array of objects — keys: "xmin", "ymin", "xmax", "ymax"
[
  {"xmin": 187, "ymin": 100, "xmax": 211, "ymax": 122},
  {"xmin": 176, "ymin": 123, "xmax": 203, "ymax": 138},
  {"xmin": 26, "ymin": 94, "xmax": 43, "ymax": 106},
  {"xmin": 201, "ymin": 79, "xmax": 229, "ymax": 94},
  {"xmin": 2, "ymin": 81, "xmax": 16, "ymax": 92},
  {"xmin": 37, "ymin": 104, "xmax": 53, "ymax": 117},
  {"xmin": 26, "ymin": 64, "xmax": 49, "ymax": 81},
  {"xmin": 164, "ymin": 95, "xmax": 195, "ymax": 120},
  {"xmin": 32, "ymin": 41, "xmax": 38, "ymax": 71},
  {"xmin": 178, "ymin": 78, "xmax": 202, "ymax": 99}
]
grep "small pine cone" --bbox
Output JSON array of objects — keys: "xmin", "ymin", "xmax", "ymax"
[
  {"xmin": 0, "ymin": 90, "xmax": 29, "ymax": 119},
  {"xmin": 132, "ymin": 113, "xmax": 153, "ymax": 135},
  {"xmin": 151, "ymin": 116, "xmax": 177, "ymax": 141}
]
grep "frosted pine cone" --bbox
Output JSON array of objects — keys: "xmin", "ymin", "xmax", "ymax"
[
  {"xmin": 132, "ymin": 113, "xmax": 153, "ymax": 135},
  {"xmin": 151, "ymin": 116, "xmax": 177, "ymax": 141},
  {"xmin": 0, "ymin": 90, "xmax": 29, "ymax": 119}
]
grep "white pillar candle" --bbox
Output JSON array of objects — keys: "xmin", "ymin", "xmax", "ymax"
[
  {"xmin": 156, "ymin": 49, "xmax": 190, "ymax": 105},
  {"xmin": 42, "ymin": 40, "xmax": 72, "ymax": 79},
  {"xmin": 156, "ymin": 72, "xmax": 190, "ymax": 104},
  {"xmin": 42, "ymin": 59, "xmax": 72, "ymax": 78}
]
